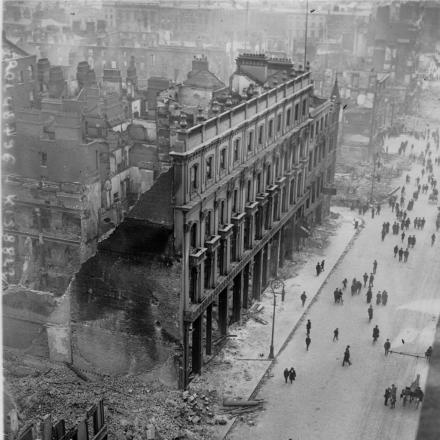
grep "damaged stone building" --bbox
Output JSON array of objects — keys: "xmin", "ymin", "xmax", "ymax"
[
  {"xmin": 2, "ymin": 51, "xmax": 156, "ymax": 293},
  {"xmin": 102, "ymin": 53, "xmax": 340, "ymax": 387}
]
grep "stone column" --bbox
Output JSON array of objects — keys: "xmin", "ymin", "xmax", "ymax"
[
  {"xmin": 191, "ymin": 315, "xmax": 202, "ymax": 374},
  {"xmin": 272, "ymin": 232, "xmax": 281, "ymax": 278},
  {"xmin": 252, "ymin": 251, "xmax": 263, "ymax": 300},
  {"xmin": 243, "ymin": 263, "xmax": 251, "ymax": 309},
  {"xmin": 232, "ymin": 271, "xmax": 243, "ymax": 323},
  {"xmin": 206, "ymin": 304, "xmax": 212, "ymax": 355},
  {"xmin": 218, "ymin": 287, "xmax": 228, "ymax": 335}
]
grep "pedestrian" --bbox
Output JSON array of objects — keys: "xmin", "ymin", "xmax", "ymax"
[
  {"xmin": 393, "ymin": 245, "xmax": 398, "ymax": 258},
  {"xmin": 342, "ymin": 278, "xmax": 348, "ymax": 290},
  {"xmin": 382, "ymin": 290, "xmax": 388, "ymax": 306},
  {"xmin": 363, "ymin": 272, "xmax": 368, "ymax": 287},
  {"xmin": 342, "ymin": 345, "xmax": 352, "ymax": 366},
  {"xmin": 368, "ymin": 304, "xmax": 373, "ymax": 322},
  {"xmin": 288, "ymin": 367, "xmax": 296, "ymax": 383},
  {"xmin": 384, "ymin": 339, "xmax": 391, "ymax": 356},
  {"xmin": 376, "ymin": 291, "xmax": 382, "ymax": 305},
  {"xmin": 321, "ymin": 260, "xmax": 325, "ymax": 272},
  {"xmin": 390, "ymin": 384, "xmax": 397, "ymax": 409},
  {"xmin": 373, "ymin": 260, "xmax": 378, "ymax": 274},
  {"xmin": 316, "ymin": 262, "xmax": 321, "ymax": 276},
  {"xmin": 384, "ymin": 387, "xmax": 391, "ymax": 406},
  {"xmin": 401, "ymin": 231, "xmax": 405, "ymax": 242},
  {"xmin": 398, "ymin": 247, "xmax": 404, "ymax": 261},
  {"xmin": 305, "ymin": 336, "xmax": 311, "ymax": 351},
  {"xmin": 369, "ymin": 273, "xmax": 374, "ymax": 287},
  {"xmin": 404, "ymin": 248, "xmax": 409, "ymax": 262},
  {"xmin": 432, "ymin": 233, "xmax": 436, "ymax": 246},
  {"xmin": 373, "ymin": 325, "xmax": 380, "ymax": 343},
  {"xmin": 366, "ymin": 288, "xmax": 372, "ymax": 303},
  {"xmin": 306, "ymin": 319, "xmax": 311, "ymax": 335},
  {"xmin": 283, "ymin": 367, "xmax": 289, "ymax": 383},
  {"xmin": 333, "ymin": 328, "xmax": 339, "ymax": 341},
  {"xmin": 300, "ymin": 291, "xmax": 307, "ymax": 307}
]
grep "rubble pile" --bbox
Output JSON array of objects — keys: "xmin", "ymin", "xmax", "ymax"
[
  {"xmin": 4, "ymin": 352, "xmax": 223, "ymax": 440},
  {"xmin": 334, "ymin": 153, "xmax": 411, "ymax": 206}
]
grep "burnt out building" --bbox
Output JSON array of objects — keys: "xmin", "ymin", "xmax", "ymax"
[
  {"xmin": 105, "ymin": 53, "xmax": 340, "ymax": 387},
  {"xmin": 2, "ymin": 58, "xmax": 156, "ymax": 293}
]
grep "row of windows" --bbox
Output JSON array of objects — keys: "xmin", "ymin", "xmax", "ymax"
[
  {"xmin": 188, "ymin": 100, "xmax": 311, "ymax": 194},
  {"xmin": 188, "ymin": 173, "xmax": 306, "ymax": 250}
]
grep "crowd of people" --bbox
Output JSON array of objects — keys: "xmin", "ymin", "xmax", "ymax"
[{"xmin": 284, "ymin": 124, "xmax": 439, "ymax": 415}]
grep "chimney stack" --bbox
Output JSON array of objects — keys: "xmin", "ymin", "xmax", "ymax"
[
  {"xmin": 76, "ymin": 61, "xmax": 90, "ymax": 89},
  {"xmin": 48, "ymin": 66, "xmax": 66, "ymax": 98}
]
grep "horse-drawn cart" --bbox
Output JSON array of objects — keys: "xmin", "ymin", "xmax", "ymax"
[{"xmin": 400, "ymin": 374, "xmax": 424, "ymax": 408}]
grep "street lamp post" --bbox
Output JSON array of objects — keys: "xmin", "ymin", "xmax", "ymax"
[{"xmin": 268, "ymin": 278, "xmax": 285, "ymax": 359}]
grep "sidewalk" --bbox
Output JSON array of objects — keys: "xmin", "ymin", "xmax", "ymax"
[{"xmin": 189, "ymin": 206, "xmax": 363, "ymax": 440}]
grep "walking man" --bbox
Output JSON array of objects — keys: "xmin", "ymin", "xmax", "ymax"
[
  {"xmin": 384, "ymin": 339, "xmax": 391, "ymax": 356},
  {"xmin": 316, "ymin": 262, "xmax": 321, "ymax": 276},
  {"xmin": 398, "ymin": 247, "xmax": 404, "ymax": 262},
  {"xmin": 384, "ymin": 387, "xmax": 391, "ymax": 406},
  {"xmin": 369, "ymin": 273, "xmax": 374, "ymax": 288},
  {"xmin": 393, "ymin": 245, "xmax": 398, "ymax": 258},
  {"xmin": 404, "ymin": 248, "xmax": 409, "ymax": 262},
  {"xmin": 373, "ymin": 260, "xmax": 378, "ymax": 274},
  {"xmin": 342, "ymin": 346, "xmax": 352, "ymax": 366},
  {"xmin": 288, "ymin": 367, "xmax": 296, "ymax": 383},
  {"xmin": 300, "ymin": 291, "xmax": 307, "ymax": 307},
  {"xmin": 306, "ymin": 319, "xmax": 311, "ymax": 336},
  {"xmin": 333, "ymin": 328, "xmax": 339, "ymax": 341},
  {"xmin": 305, "ymin": 336, "xmax": 311, "ymax": 351},
  {"xmin": 283, "ymin": 368, "xmax": 289, "ymax": 383},
  {"xmin": 363, "ymin": 272, "xmax": 368, "ymax": 287}
]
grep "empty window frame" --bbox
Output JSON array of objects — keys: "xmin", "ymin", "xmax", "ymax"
[
  {"xmin": 220, "ymin": 148, "xmax": 227, "ymax": 170},
  {"xmin": 190, "ymin": 163, "xmax": 198, "ymax": 190},
  {"xmin": 247, "ymin": 131, "xmax": 253, "ymax": 151},
  {"xmin": 258, "ymin": 125, "xmax": 264, "ymax": 145},
  {"xmin": 233, "ymin": 138, "xmax": 240, "ymax": 162},
  {"xmin": 206, "ymin": 155, "xmax": 213, "ymax": 180}
]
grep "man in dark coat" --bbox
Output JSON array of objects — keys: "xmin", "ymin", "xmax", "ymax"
[
  {"xmin": 363, "ymin": 272, "xmax": 368, "ymax": 287},
  {"xmin": 393, "ymin": 245, "xmax": 399, "ymax": 258},
  {"xmin": 305, "ymin": 336, "xmax": 311, "ymax": 351},
  {"xmin": 288, "ymin": 367, "xmax": 296, "ymax": 383},
  {"xmin": 316, "ymin": 262, "xmax": 321, "ymax": 276},
  {"xmin": 398, "ymin": 247, "xmax": 404, "ymax": 262},
  {"xmin": 300, "ymin": 291, "xmax": 307, "ymax": 307},
  {"xmin": 306, "ymin": 319, "xmax": 311, "ymax": 335},
  {"xmin": 333, "ymin": 328, "xmax": 339, "ymax": 341},
  {"xmin": 342, "ymin": 346, "xmax": 352, "ymax": 366},
  {"xmin": 384, "ymin": 339, "xmax": 391, "ymax": 356},
  {"xmin": 373, "ymin": 260, "xmax": 378, "ymax": 274},
  {"xmin": 384, "ymin": 387, "xmax": 391, "ymax": 406},
  {"xmin": 404, "ymin": 248, "xmax": 409, "ymax": 262},
  {"xmin": 366, "ymin": 288, "xmax": 372, "ymax": 303},
  {"xmin": 283, "ymin": 368, "xmax": 289, "ymax": 383},
  {"xmin": 369, "ymin": 273, "xmax": 374, "ymax": 287}
]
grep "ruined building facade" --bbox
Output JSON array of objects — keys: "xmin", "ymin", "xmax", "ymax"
[
  {"xmin": 3, "ymin": 55, "xmax": 155, "ymax": 293},
  {"xmin": 123, "ymin": 54, "xmax": 340, "ymax": 387}
]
